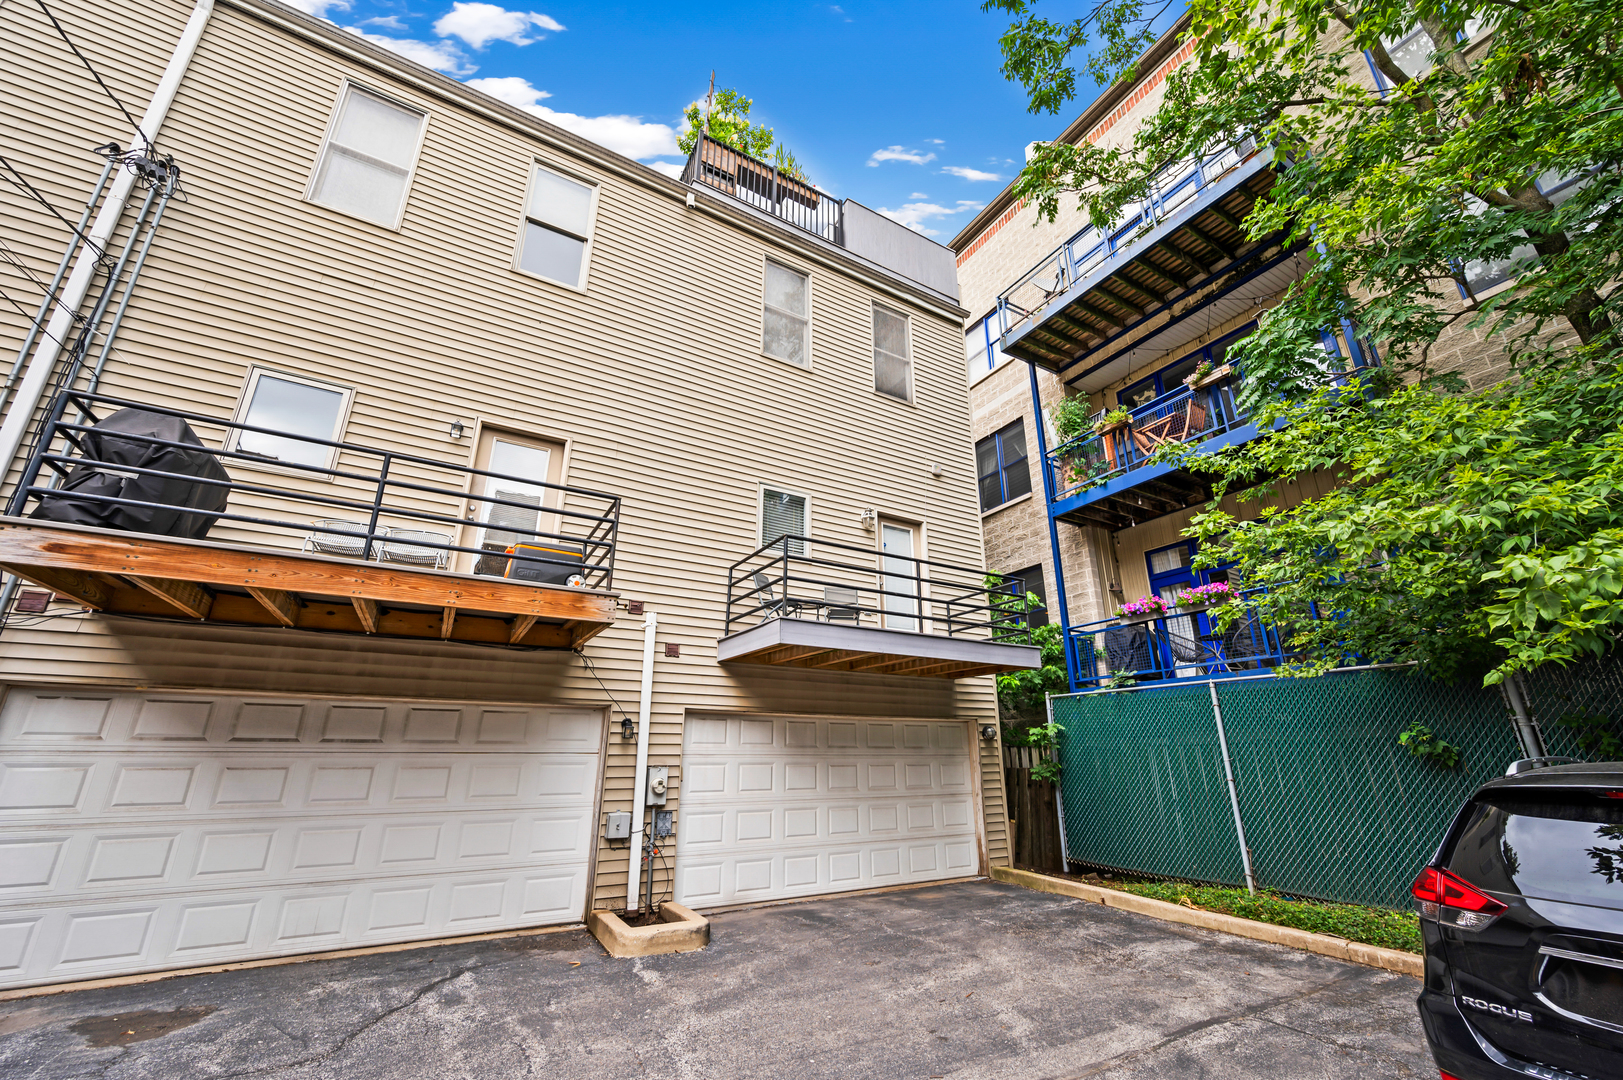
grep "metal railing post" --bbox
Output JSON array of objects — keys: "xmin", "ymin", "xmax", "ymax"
[
  {"xmin": 1210, "ymin": 680, "xmax": 1257, "ymax": 895},
  {"xmin": 6, "ymin": 390, "xmax": 70, "ymax": 517},
  {"xmin": 364, "ymin": 454, "xmax": 390, "ymax": 562},
  {"xmin": 1027, "ymin": 360, "xmax": 1077, "ymax": 691}
]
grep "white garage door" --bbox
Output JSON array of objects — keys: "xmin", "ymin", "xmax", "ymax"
[
  {"xmin": 0, "ymin": 686, "xmax": 603, "ymax": 989},
  {"xmin": 675, "ymin": 715, "xmax": 979, "ymax": 908}
]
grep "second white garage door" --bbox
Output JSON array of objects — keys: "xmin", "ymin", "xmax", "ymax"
[{"xmin": 674, "ymin": 714, "xmax": 979, "ymax": 908}]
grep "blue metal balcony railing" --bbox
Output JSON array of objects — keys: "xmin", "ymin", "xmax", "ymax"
[
  {"xmin": 1048, "ymin": 374, "xmax": 1248, "ymax": 504},
  {"xmin": 1066, "ymin": 585, "xmax": 1322, "ymax": 690}
]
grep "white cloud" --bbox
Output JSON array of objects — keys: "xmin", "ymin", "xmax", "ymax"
[
  {"xmin": 343, "ymin": 27, "xmax": 475, "ymax": 75},
  {"xmin": 647, "ymin": 161, "xmax": 686, "ymax": 179},
  {"xmin": 875, "ymin": 200, "xmax": 983, "ymax": 236},
  {"xmin": 867, "ymin": 145, "xmax": 937, "ymax": 167},
  {"xmin": 434, "ymin": 3, "xmax": 565, "ymax": 48},
  {"xmin": 941, "ymin": 165, "xmax": 1004, "ymax": 182},
  {"xmin": 908, "ymin": 192, "xmax": 928, "ymax": 199},
  {"xmin": 464, "ymin": 76, "xmax": 680, "ymax": 160},
  {"xmin": 285, "ymin": 0, "xmax": 349, "ymax": 15},
  {"xmin": 357, "ymin": 15, "xmax": 407, "ymax": 30},
  {"xmin": 926, "ymin": 138, "xmax": 945, "ymax": 145}
]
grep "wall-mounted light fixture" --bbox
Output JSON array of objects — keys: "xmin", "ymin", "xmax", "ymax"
[
  {"xmin": 979, "ymin": 724, "xmax": 998, "ymax": 741},
  {"xmin": 621, "ymin": 716, "xmax": 636, "ymax": 740},
  {"xmin": 930, "ymin": 463, "xmax": 944, "ymax": 478},
  {"xmin": 858, "ymin": 508, "xmax": 877, "ymax": 531},
  {"xmin": 448, "ymin": 419, "xmax": 466, "ymax": 440}
]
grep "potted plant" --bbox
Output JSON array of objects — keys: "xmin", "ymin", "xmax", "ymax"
[
  {"xmin": 1185, "ymin": 360, "xmax": 1233, "ymax": 391},
  {"xmin": 1091, "ymin": 406, "xmax": 1132, "ymax": 435},
  {"xmin": 1172, "ymin": 580, "xmax": 1233, "ymax": 612},
  {"xmin": 1116, "ymin": 594, "xmax": 1169, "ymax": 623}
]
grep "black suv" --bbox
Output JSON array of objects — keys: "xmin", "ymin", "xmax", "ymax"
[{"xmin": 1416, "ymin": 762, "xmax": 1623, "ymax": 1079}]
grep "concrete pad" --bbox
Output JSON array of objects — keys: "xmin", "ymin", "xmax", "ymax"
[
  {"xmin": 0, "ymin": 880, "xmax": 1432, "ymax": 1079},
  {"xmin": 587, "ymin": 902, "xmax": 709, "ymax": 957}
]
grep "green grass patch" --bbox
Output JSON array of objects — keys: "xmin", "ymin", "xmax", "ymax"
[{"xmin": 1103, "ymin": 881, "xmax": 1423, "ymax": 954}]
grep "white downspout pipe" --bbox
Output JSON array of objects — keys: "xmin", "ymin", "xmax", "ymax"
[
  {"xmin": 0, "ymin": 0, "xmax": 214, "ymax": 477},
  {"xmin": 625, "ymin": 610, "xmax": 658, "ymax": 913}
]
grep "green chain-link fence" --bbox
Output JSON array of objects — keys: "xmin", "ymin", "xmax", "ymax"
[
  {"xmin": 1052, "ymin": 668, "xmax": 1525, "ymax": 909},
  {"xmin": 1525, "ymin": 655, "xmax": 1623, "ymax": 762}
]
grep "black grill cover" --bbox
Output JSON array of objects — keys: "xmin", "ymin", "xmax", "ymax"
[{"xmin": 30, "ymin": 408, "xmax": 231, "ymax": 539}]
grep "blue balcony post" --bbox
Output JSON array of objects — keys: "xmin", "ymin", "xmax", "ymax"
[{"xmin": 1025, "ymin": 360, "xmax": 1079, "ymax": 692}]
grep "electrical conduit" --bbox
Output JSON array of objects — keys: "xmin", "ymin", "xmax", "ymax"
[{"xmin": 625, "ymin": 610, "xmax": 657, "ymax": 913}]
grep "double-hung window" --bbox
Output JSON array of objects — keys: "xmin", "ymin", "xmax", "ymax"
[
  {"xmin": 518, "ymin": 164, "xmax": 597, "ymax": 288},
  {"xmin": 762, "ymin": 262, "xmax": 810, "ymax": 367},
  {"xmin": 976, "ymin": 420, "xmax": 1031, "ymax": 511},
  {"xmin": 309, "ymin": 85, "xmax": 425, "ymax": 228},
  {"xmin": 760, "ymin": 486, "xmax": 808, "ymax": 556},
  {"xmin": 872, "ymin": 303, "xmax": 911, "ymax": 402},
  {"xmin": 965, "ymin": 315, "xmax": 1010, "ymax": 385},
  {"xmin": 230, "ymin": 369, "xmax": 353, "ymax": 471}
]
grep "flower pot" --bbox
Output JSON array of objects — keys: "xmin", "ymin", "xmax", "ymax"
[
  {"xmin": 1116, "ymin": 610, "xmax": 1166, "ymax": 626},
  {"xmin": 1189, "ymin": 364, "xmax": 1234, "ymax": 391}
]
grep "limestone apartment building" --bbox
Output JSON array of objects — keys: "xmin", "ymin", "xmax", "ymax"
[
  {"xmin": 0, "ymin": 0, "xmax": 1038, "ymax": 990},
  {"xmin": 954, "ymin": 15, "xmax": 1537, "ymax": 692}
]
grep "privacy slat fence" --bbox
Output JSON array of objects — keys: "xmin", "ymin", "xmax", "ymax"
[
  {"xmin": 1051, "ymin": 667, "xmax": 1532, "ymax": 909},
  {"xmin": 1002, "ymin": 745, "xmax": 1062, "ymax": 872}
]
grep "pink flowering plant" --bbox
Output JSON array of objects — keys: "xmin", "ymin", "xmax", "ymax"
[
  {"xmin": 1173, "ymin": 581, "xmax": 1233, "ymax": 608},
  {"xmin": 1117, "ymin": 594, "xmax": 1169, "ymax": 618}
]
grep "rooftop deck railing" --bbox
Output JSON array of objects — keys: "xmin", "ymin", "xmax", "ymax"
[
  {"xmin": 682, "ymin": 133, "xmax": 843, "ymax": 244},
  {"xmin": 1067, "ymin": 584, "xmax": 1327, "ymax": 689},
  {"xmin": 994, "ymin": 140, "xmax": 1259, "ymax": 344},
  {"xmin": 8, "ymin": 390, "xmax": 623, "ymax": 589},
  {"xmin": 725, "ymin": 534, "xmax": 1039, "ymax": 643},
  {"xmin": 1048, "ymin": 373, "xmax": 1247, "ymax": 502}
]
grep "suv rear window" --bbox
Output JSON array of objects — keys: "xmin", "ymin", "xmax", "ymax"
[{"xmin": 1446, "ymin": 790, "xmax": 1623, "ymax": 907}]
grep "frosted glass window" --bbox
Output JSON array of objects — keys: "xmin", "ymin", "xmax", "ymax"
[
  {"xmin": 310, "ymin": 86, "xmax": 425, "ymax": 226},
  {"xmin": 763, "ymin": 262, "xmax": 809, "ymax": 366},
  {"xmin": 235, "ymin": 371, "xmax": 349, "ymax": 469},
  {"xmin": 518, "ymin": 165, "xmax": 596, "ymax": 288},
  {"xmin": 873, "ymin": 304, "xmax": 911, "ymax": 402}
]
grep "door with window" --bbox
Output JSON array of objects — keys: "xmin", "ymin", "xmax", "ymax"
[
  {"xmin": 459, "ymin": 430, "xmax": 564, "ymax": 578},
  {"xmin": 1146, "ymin": 541, "xmax": 1202, "ymax": 677},
  {"xmin": 879, "ymin": 520, "xmax": 921, "ymax": 632}
]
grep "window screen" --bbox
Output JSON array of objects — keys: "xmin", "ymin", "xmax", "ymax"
[
  {"xmin": 237, "ymin": 372, "xmax": 348, "ymax": 468},
  {"xmin": 763, "ymin": 263, "xmax": 809, "ymax": 366},
  {"xmin": 519, "ymin": 165, "xmax": 595, "ymax": 287},
  {"xmin": 873, "ymin": 305, "xmax": 911, "ymax": 401},
  {"xmin": 310, "ymin": 86, "xmax": 425, "ymax": 226},
  {"xmin": 761, "ymin": 488, "xmax": 807, "ymax": 555}
]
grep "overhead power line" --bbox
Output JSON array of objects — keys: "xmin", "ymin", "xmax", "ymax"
[
  {"xmin": 32, "ymin": 0, "xmax": 147, "ymax": 147},
  {"xmin": 0, "ymin": 155, "xmax": 105, "ymax": 259}
]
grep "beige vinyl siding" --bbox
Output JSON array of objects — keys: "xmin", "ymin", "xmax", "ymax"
[{"xmin": 0, "ymin": 0, "xmax": 1009, "ymax": 905}]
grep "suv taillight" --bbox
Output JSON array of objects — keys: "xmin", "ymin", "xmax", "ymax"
[{"xmin": 1412, "ymin": 866, "xmax": 1508, "ymax": 930}]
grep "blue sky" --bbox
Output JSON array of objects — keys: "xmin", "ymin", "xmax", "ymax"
[{"xmin": 290, "ymin": 1, "xmax": 1107, "ymax": 241}]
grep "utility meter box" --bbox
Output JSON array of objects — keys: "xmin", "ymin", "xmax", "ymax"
[
  {"xmin": 646, "ymin": 765, "xmax": 669, "ymax": 806},
  {"xmin": 604, "ymin": 811, "xmax": 631, "ymax": 839}
]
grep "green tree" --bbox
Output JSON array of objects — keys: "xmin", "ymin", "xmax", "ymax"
[
  {"xmin": 985, "ymin": 0, "xmax": 1623, "ymax": 684},
  {"xmin": 678, "ymin": 88, "xmax": 809, "ymax": 181}
]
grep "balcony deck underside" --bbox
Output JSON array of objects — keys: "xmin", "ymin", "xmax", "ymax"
[
  {"xmin": 1005, "ymin": 161, "xmax": 1293, "ymax": 379},
  {"xmin": 1052, "ymin": 421, "xmax": 1264, "ymax": 530},
  {"xmin": 0, "ymin": 519, "xmax": 616, "ymax": 649},
  {"xmin": 717, "ymin": 617, "xmax": 1040, "ymax": 680}
]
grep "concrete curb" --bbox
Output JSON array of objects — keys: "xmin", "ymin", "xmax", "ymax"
[
  {"xmin": 992, "ymin": 866, "xmax": 1422, "ymax": 978},
  {"xmin": 588, "ymin": 903, "xmax": 710, "ymax": 958}
]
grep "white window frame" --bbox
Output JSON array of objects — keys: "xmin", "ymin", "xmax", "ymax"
[
  {"xmin": 304, "ymin": 80, "xmax": 429, "ymax": 231},
  {"xmin": 755, "ymin": 482, "xmax": 813, "ymax": 551},
  {"xmin": 511, "ymin": 159, "xmax": 601, "ymax": 293},
  {"xmin": 761, "ymin": 258, "xmax": 813, "ymax": 369},
  {"xmin": 967, "ymin": 314, "xmax": 1012, "ymax": 387},
  {"xmin": 871, "ymin": 301, "xmax": 914, "ymax": 404},
  {"xmin": 226, "ymin": 367, "xmax": 356, "ymax": 476}
]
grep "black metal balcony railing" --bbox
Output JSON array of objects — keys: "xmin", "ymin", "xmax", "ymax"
[
  {"xmin": 1067, "ymin": 585, "xmax": 1322, "ymax": 689},
  {"xmin": 725, "ymin": 534, "xmax": 1038, "ymax": 642},
  {"xmin": 8, "ymin": 390, "xmax": 622, "ymax": 588},
  {"xmin": 682, "ymin": 133, "xmax": 843, "ymax": 245},
  {"xmin": 1049, "ymin": 374, "xmax": 1248, "ymax": 501}
]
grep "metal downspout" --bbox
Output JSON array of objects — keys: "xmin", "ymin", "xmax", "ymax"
[
  {"xmin": 1026, "ymin": 360, "xmax": 1077, "ymax": 690},
  {"xmin": 625, "ymin": 611, "xmax": 658, "ymax": 913}
]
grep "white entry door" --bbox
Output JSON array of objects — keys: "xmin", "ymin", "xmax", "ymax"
[
  {"xmin": 0, "ymin": 686, "xmax": 603, "ymax": 990},
  {"xmin": 674, "ymin": 714, "xmax": 979, "ymax": 908},
  {"xmin": 464, "ymin": 434, "xmax": 554, "ymax": 576},
  {"xmin": 879, "ymin": 521, "xmax": 920, "ymax": 631}
]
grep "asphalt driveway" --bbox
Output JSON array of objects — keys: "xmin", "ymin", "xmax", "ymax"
[{"xmin": 0, "ymin": 879, "xmax": 1432, "ymax": 1079}]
